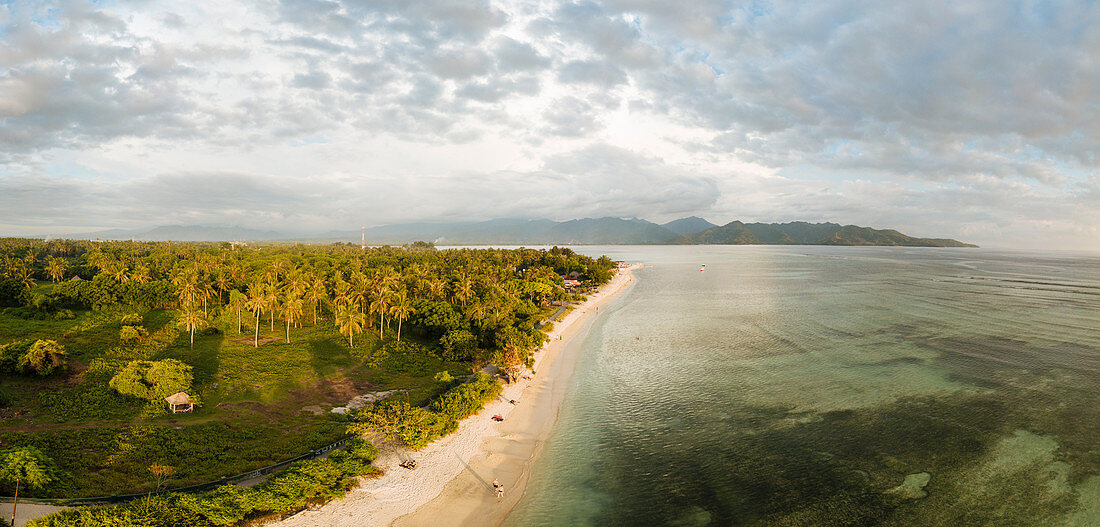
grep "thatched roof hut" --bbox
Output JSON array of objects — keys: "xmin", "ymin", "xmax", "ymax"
[{"xmin": 165, "ymin": 392, "xmax": 194, "ymax": 413}]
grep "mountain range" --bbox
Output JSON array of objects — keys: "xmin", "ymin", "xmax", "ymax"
[{"xmin": 41, "ymin": 217, "xmax": 976, "ymax": 247}]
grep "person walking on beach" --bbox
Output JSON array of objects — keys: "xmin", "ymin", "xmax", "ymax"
[{"xmin": 497, "ymin": 484, "xmax": 505, "ymax": 499}]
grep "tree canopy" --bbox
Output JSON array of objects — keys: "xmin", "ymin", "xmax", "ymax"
[{"xmin": 109, "ymin": 359, "xmax": 194, "ymax": 401}]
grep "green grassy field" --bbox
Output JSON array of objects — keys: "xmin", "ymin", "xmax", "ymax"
[{"xmin": 0, "ymin": 285, "xmax": 471, "ymax": 497}]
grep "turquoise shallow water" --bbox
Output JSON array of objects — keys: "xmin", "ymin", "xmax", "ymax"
[{"xmin": 506, "ymin": 246, "xmax": 1100, "ymax": 527}]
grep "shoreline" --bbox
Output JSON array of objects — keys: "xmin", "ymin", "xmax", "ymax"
[{"xmin": 275, "ymin": 264, "xmax": 639, "ymax": 527}]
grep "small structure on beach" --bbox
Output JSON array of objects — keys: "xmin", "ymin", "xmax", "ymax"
[{"xmin": 165, "ymin": 392, "xmax": 194, "ymax": 413}]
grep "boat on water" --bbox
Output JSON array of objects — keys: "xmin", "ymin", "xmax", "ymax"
[{"xmin": 700, "ymin": 264, "xmax": 706, "ymax": 272}]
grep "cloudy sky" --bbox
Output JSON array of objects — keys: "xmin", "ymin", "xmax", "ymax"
[{"xmin": 1, "ymin": 0, "xmax": 1098, "ymax": 248}]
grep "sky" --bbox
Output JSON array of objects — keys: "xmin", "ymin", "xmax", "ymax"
[{"xmin": 0, "ymin": 0, "xmax": 1098, "ymax": 249}]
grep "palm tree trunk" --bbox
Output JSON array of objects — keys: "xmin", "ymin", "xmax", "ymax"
[
  {"xmin": 11, "ymin": 478, "xmax": 19, "ymax": 527},
  {"xmin": 270, "ymin": 312, "xmax": 274, "ymax": 332},
  {"xmin": 286, "ymin": 320, "xmax": 290, "ymax": 343},
  {"xmin": 254, "ymin": 313, "xmax": 260, "ymax": 347},
  {"xmin": 379, "ymin": 313, "xmax": 384, "ymax": 338},
  {"xmin": 237, "ymin": 308, "xmax": 242, "ymax": 334},
  {"xmin": 398, "ymin": 318, "xmax": 402, "ymax": 341},
  {"xmin": 190, "ymin": 327, "xmax": 195, "ymax": 362}
]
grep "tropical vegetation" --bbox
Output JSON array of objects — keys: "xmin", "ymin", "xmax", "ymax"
[{"xmin": 0, "ymin": 237, "xmax": 614, "ymax": 521}]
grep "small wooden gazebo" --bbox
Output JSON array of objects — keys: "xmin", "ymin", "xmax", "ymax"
[{"xmin": 165, "ymin": 392, "xmax": 194, "ymax": 413}]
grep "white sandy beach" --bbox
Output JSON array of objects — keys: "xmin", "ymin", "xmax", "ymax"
[{"xmin": 275, "ymin": 264, "xmax": 639, "ymax": 527}]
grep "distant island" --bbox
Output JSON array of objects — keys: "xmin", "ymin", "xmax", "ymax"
[{"xmin": 32, "ymin": 216, "xmax": 977, "ymax": 247}]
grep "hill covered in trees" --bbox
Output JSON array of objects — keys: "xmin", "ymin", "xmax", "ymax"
[
  {"xmin": 42, "ymin": 217, "xmax": 974, "ymax": 247},
  {"xmin": 669, "ymin": 221, "xmax": 978, "ymax": 247}
]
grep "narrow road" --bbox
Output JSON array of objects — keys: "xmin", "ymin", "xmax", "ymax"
[
  {"xmin": 1, "ymin": 501, "xmax": 67, "ymax": 527},
  {"xmin": 536, "ymin": 303, "xmax": 571, "ymax": 330}
]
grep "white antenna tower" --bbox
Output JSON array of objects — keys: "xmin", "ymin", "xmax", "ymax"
[{"xmin": 361, "ymin": 226, "xmax": 365, "ymax": 249}]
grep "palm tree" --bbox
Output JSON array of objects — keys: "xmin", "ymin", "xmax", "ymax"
[
  {"xmin": 306, "ymin": 277, "xmax": 327, "ymax": 325},
  {"xmin": 265, "ymin": 285, "xmax": 280, "ymax": 332},
  {"xmin": 281, "ymin": 270, "xmax": 306, "ymax": 311},
  {"xmin": 199, "ymin": 281, "xmax": 215, "ymax": 317},
  {"xmin": 12, "ymin": 265, "xmax": 34, "ymax": 290},
  {"xmin": 108, "ymin": 261, "xmax": 129, "ymax": 283},
  {"xmin": 282, "ymin": 296, "xmax": 303, "ymax": 343},
  {"xmin": 350, "ymin": 280, "xmax": 368, "ymax": 315},
  {"xmin": 130, "ymin": 262, "xmax": 151, "ymax": 283},
  {"xmin": 427, "ymin": 279, "xmax": 446, "ymax": 300},
  {"xmin": 45, "ymin": 257, "xmax": 67, "ymax": 283},
  {"xmin": 0, "ymin": 447, "xmax": 55, "ymax": 527},
  {"xmin": 271, "ymin": 259, "xmax": 288, "ymax": 282},
  {"xmin": 454, "ymin": 274, "xmax": 474, "ymax": 306},
  {"xmin": 177, "ymin": 305, "xmax": 207, "ymax": 362},
  {"xmin": 335, "ymin": 305, "xmax": 366, "ymax": 347},
  {"xmin": 263, "ymin": 278, "xmax": 279, "ymax": 332},
  {"xmin": 389, "ymin": 291, "xmax": 415, "ymax": 341},
  {"xmin": 228, "ymin": 289, "xmax": 247, "ymax": 334},
  {"xmin": 173, "ymin": 272, "xmax": 199, "ymax": 308},
  {"xmin": 369, "ymin": 295, "xmax": 388, "ymax": 339},
  {"xmin": 246, "ymin": 284, "xmax": 266, "ymax": 348},
  {"xmin": 214, "ymin": 272, "xmax": 232, "ymax": 304}
]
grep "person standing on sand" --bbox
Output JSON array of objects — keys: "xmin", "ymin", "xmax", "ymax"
[{"xmin": 497, "ymin": 484, "xmax": 505, "ymax": 499}]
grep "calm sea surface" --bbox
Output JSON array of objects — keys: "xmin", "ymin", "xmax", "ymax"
[{"xmin": 506, "ymin": 246, "xmax": 1100, "ymax": 527}]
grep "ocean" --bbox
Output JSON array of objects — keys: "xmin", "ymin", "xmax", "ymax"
[{"xmin": 506, "ymin": 246, "xmax": 1100, "ymax": 526}]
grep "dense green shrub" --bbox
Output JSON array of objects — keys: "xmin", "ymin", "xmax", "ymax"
[
  {"xmin": 29, "ymin": 493, "xmax": 204, "ymax": 527},
  {"xmin": 109, "ymin": 359, "xmax": 193, "ymax": 401},
  {"xmin": 2, "ymin": 306, "xmax": 75, "ymax": 320},
  {"xmin": 27, "ymin": 440, "xmax": 380, "ymax": 527},
  {"xmin": 119, "ymin": 325, "xmax": 148, "ymax": 343},
  {"xmin": 37, "ymin": 377, "xmax": 139, "ymax": 422},
  {"xmin": 408, "ymin": 300, "xmax": 462, "ymax": 338},
  {"xmin": 119, "ymin": 313, "xmax": 143, "ymax": 326},
  {"xmin": 369, "ymin": 340, "xmax": 434, "ymax": 374},
  {"xmin": 349, "ymin": 400, "xmax": 456, "ymax": 449},
  {"xmin": 53, "ymin": 277, "xmax": 175, "ymax": 310},
  {"xmin": 340, "ymin": 438, "xmax": 379, "ymax": 463},
  {"xmin": 433, "ymin": 370, "xmax": 454, "ymax": 385},
  {"xmin": 0, "ymin": 277, "xmax": 23, "ymax": 307},
  {"xmin": 440, "ymin": 329, "xmax": 478, "ymax": 362},
  {"xmin": 18, "ymin": 340, "xmax": 68, "ymax": 376},
  {"xmin": 429, "ymin": 373, "xmax": 502, "ymax": 420},
  {"xmin": 0, "ymin": 340, "xmax": 28, "ymax": 372},
  {"xmin": 1, "ymin": 340, "xmax": 67, "ymax": 376},
  {"xmin": 349, "ymin": 374, "xmax": 500, "ymax": 450}
]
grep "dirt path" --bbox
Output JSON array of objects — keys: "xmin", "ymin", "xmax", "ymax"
[{"xmin": 1, "ymin": 501, "xmax": 68, "ymax": 527}]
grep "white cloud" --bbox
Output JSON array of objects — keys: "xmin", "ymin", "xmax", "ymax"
[{"xmin": 0, "ymin": 0, "xmax": 1097, "ymax": 249}]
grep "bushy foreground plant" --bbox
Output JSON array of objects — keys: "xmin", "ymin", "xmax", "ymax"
[
  {"xmin": 368, "ymin": 340, "xmax": 435, "ymax": 374},
  {"xmin": 119, "ymin": 325, "xmax": 148, "ymax": 343},
  {"xmin": 109, "ymin": 359, "xmax": 192, "ymax": 401},
  {"xmin": 348, "ymin": 400, "xmax": 456, "ymax": 450},
  {"xmin": 27, "ymin": 439, "xmax": 380, "ymax": 527},
  {"xmin": 429, "ymin": 373, "xmax": 502, "ymax": 420},
  {"xmin": 351, "ymin": 373, "xmax": 501, "ymax": 449},
  {"xmin": 0, "ymin": 339, "xmax": 67, "ymax": 376}
]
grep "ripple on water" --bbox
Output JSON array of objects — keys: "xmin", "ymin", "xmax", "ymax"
[{"xmin": 508, "ymin": 247, "xmax": 1099, "ymax": 527}]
